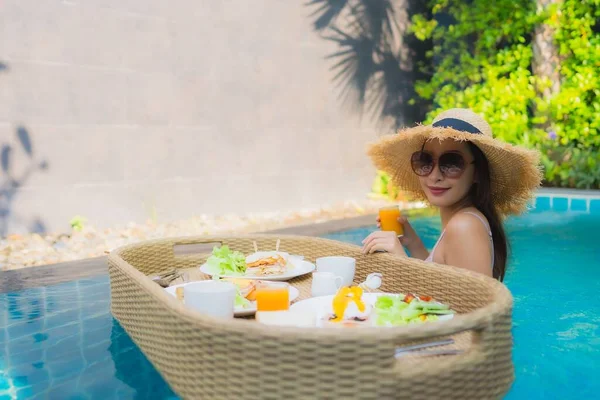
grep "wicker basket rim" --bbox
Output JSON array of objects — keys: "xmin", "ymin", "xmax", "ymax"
[{"xmin": 109, "ymin": 234, "xmax": 513, "ymax": 342}]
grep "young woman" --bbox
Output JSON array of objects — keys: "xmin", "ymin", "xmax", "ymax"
[{"xmin": 362, "ymin": 108, "xmax": 541, "ymax": 281}]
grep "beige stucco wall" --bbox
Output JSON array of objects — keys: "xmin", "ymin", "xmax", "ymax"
[{"xmin": 0, "ymin": 0, "xmax": 400, "ymax": 234}]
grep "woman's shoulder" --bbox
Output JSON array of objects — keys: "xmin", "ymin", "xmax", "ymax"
[
  {"xmin": 446, "ymin": 209, "xmax": 490, "ymax": 237},
  {"xmin": 442, "ymin": 209, "xmax": 494, "ymax": 278}
]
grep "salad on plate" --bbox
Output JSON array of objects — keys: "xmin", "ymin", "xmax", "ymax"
[
  {"xmin": 199, "ymin": 243, "xmax": 313, "ymax": 281},
  {"xmin": 372, "ymin": 293, "xmax": 455, "ymax": 326},
  {"xmin": 290, "ymin": 287, "xmax": 456, "ymax": 328}
]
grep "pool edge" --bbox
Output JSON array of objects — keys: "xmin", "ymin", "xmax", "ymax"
[{"xmin": 0, "ymin": 256, "xmax": 107, "ymax": 293}]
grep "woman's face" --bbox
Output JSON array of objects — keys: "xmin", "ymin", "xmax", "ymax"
[{"xmin": 416, "ymin": 139, "xmax": 476, "ymax": 208}]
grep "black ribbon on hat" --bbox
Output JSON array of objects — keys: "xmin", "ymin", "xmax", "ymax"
[{"xmin": 432, "ymin": 118, "xmax": 482, "ymax": 134}]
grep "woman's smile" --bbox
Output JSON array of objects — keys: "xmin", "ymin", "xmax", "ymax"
[{"xmin": 426, "ymin": 186, "xmax": 450, "ymax": 197}]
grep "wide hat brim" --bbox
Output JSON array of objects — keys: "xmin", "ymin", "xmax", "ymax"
[{"xmin": 367, "ymin": 124, "xmax": 543, "ymax": 216}]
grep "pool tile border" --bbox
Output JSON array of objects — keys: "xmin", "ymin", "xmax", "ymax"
[{"xmin": 533, "ymin": 188, "xmax": 600, "ymax": 214}]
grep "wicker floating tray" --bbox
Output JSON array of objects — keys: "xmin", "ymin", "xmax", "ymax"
[{"xmin": 108, "ymin": 234, "xmax": 514, "ymax": 400}]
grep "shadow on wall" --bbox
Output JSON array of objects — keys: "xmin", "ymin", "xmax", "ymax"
[
  {"xmin": 0, "ymin": 125, "xmax": 50, "ymax": 236},
  {"xmin": 306, "ymin": 0, "xmax": 432, "ymax": 129},
  {"xmin": 0, "ymin": 60, "xmax": 50, "ymax": 236}
]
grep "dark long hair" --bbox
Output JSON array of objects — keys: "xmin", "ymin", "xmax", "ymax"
[{"xmin": 467, "ymin": 142, "xmax": 509, "ymax": 281}]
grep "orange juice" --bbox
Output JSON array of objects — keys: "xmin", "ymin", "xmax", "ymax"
[
  {"xmin": 256, "ymin": 283, "xmax": 289, "ymax": 311},
  {"xmin": 379, "ymin": 206, "xmax": 403, "ymax": 235}
]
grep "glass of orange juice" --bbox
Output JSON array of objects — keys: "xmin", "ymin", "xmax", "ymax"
[
  {"xmin": 256, "ymin": 282, "xmax": 290, "ymax": 311},
  {"xmin": 379, "ymin": 206, "xmax": 403, "ymax": 235}
]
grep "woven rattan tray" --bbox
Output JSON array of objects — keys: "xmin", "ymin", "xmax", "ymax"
[{"xmin": 108, "ymin": 235, "xmax": 514, "ymax": 399}]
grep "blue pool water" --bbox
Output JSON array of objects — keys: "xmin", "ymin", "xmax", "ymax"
[
  {"xmin": 1, "ymin": 197, "xmax": 599, "ymax": 399},
  {"xmin": 0, "ymin": 277, "xmax": 177, "ymax": 400},
  {"xmin": 324, "ymin": 210, "xmax": 600, "ymax": 399}
]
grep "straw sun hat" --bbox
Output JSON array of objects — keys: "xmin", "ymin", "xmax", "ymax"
[{"xmin": 367, "ymin": 108, "xmax": 543, "ymax": 215}]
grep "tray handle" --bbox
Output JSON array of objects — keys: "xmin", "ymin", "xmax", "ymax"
[
  {"xmin": 172, "ymin": 238, "xmax": 224, "ymax": 257},
  {"xmin": 389, "ymin": 310, "xmax": 511, "ymax": 389}
]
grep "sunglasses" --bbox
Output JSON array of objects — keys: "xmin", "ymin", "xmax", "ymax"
[{"xmin": 410, "ymin": 151, "xmax": 474, "ymax": 178}]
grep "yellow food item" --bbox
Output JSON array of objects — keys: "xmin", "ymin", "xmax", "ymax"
[
  {"xmin": 331, "ymin": 286, "xmax": 365, "ymax": 322},
  {"xmin": 246, "ymin": 289, "xmax": 257, "ymax": 301},
  {"xmin": 222, "ymin": 278, "xmax": 254, "ymax": 290},
  {"xmin": 221, "ymin": 278, "xmax": 257, "ymax": 298}
]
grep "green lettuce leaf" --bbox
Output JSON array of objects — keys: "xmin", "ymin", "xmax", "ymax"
[
  {"xmin": 205, "ymin": 245, "xmax": 247, "ymax": 276},
  {"xmin": 373, "ymin": 295, "xmax": 454, "ymax": 326}
]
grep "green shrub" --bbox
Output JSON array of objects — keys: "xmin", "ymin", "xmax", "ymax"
[
  {"xmin": 549, "ymin": 0, "xmax": 600, "ymax": 150},
  {"xmin": 540, "ymin": 140, "xmax": 600, "ymax": 189},
  {"xmin": 70, "ymin": 215, "xmax": 87, "ymax": 232},
  {"xmin": 370, "ymin": 170, "xmax": 407, "ymax": 201},
  {"xmin": 371, "ymin": 0, "xmax": 599, "ymax": 198}
]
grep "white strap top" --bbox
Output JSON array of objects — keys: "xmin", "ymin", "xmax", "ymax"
[{"xmin": 425, "ymin": 211, "xmax": 494, "ymax": 268}]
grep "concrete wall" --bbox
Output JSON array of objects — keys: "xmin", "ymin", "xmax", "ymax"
[{"xmin": 0, "ymin": 0, "xmax": 400, "ymax": 234}]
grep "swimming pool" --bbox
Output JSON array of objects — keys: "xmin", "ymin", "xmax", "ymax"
[{"xmin": 1, "ymin": 194, "xmax": 599, "ymax": 399}]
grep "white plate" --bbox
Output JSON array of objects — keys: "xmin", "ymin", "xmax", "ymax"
[
  {"xmin": 290, "ymin": 293, "xmax": 454, "ymax": 327},
  {"xmin": 165, "ymin": 281, "xmax": 300, "ymax": 317},
  {"xmin": 199, "ymin": 257, "xmax": 315, "ymax": 282}
]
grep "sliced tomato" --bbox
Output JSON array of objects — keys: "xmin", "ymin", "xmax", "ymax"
[
  {"xmin": 419, "ymin": 295, "xmax": 433, "ymax": 302},
  {"xmin": 404, "ymin": 294, "xmax": 416, "ymax": 303}
]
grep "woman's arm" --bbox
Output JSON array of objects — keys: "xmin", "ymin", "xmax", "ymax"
[
  {"xmin": 443, "ymin": 214, "xmax": 493, "ymax": 277},
  {"xmin": 397, "ymin": 216, "xmax": 429, "ymax": 260}
]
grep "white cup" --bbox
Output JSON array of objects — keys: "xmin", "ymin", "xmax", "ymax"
[
  {"xmin": 315, "ymin": 256, "xmax": 356, "ymax": 287},
  {"xmin": 311, "ymin": 271, "xmax": 343, "ymax": 297},
  {"xmin": 183, "ymin": 281, "xmax": 236, "ymax": 318}
]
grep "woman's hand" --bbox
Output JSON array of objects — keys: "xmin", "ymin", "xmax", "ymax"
[
  {"xmin": 372, "ymin": 215, "xmax": 430, "ymax": 260},
  {"xmin": 376, "ymin": 215, "xmax": 418, "ymax": 248},
  {"xmin": 361, "ymin": 231, "xmax": 407, "ymax": 256}
]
